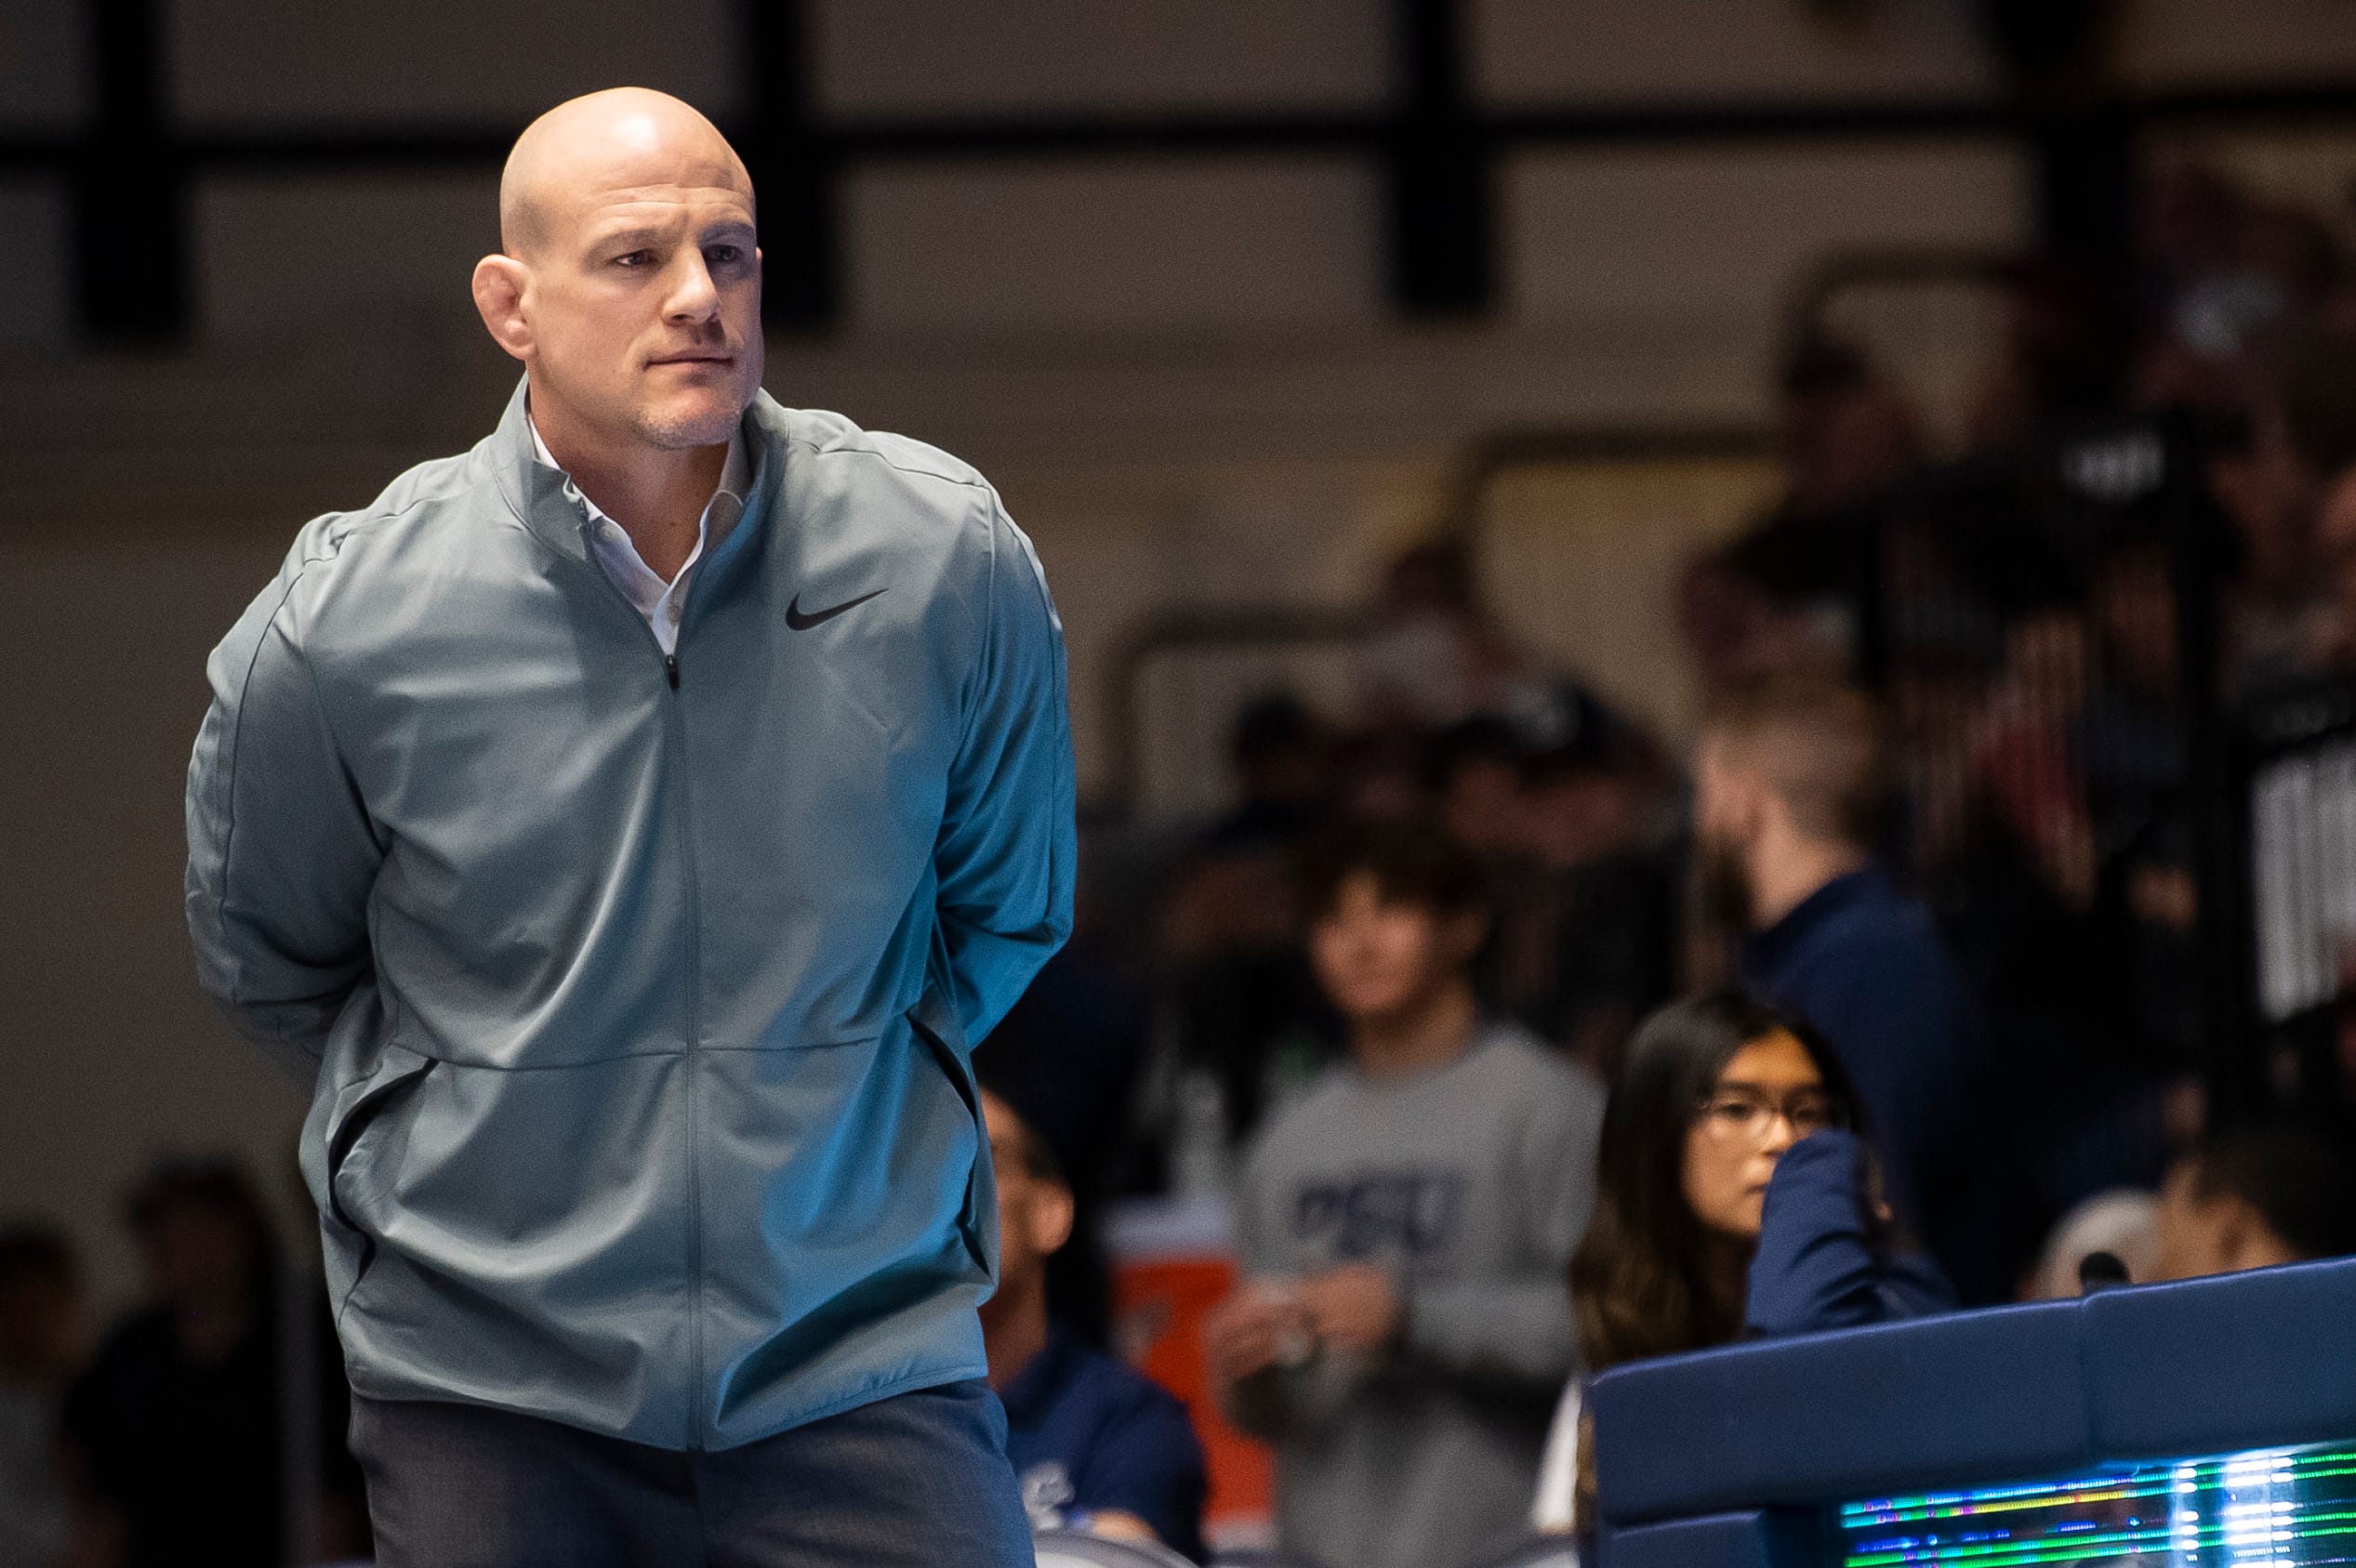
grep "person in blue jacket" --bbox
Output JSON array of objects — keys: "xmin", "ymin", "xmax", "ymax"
[
  {"xmin": 1535, "ymin": 991, "xmax": 1951, "ymax": 1537},
  {"xmin": 182, "ymin": 88, "xmax": 1074, "ymax": 1566},
  {"xmin": 1690, "ymin": 676, "xmax": 2000, "ymax": 1298},
  {"xmin": 978, "ymin": 1083, "xmax": 1209, "ymax": 1560}
]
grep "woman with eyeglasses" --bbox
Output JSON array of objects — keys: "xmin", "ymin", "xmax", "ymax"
[{"xmin": 1530, "ymin": 989, "xmax": 1952, "ymax": 1540}]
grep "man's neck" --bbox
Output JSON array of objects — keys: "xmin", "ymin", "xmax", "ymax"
[
  {"xmin": 530, "ymin": 398, "xmax": 729, "ymax": 581},
  {"xmin": 1349, "ymin": 980, "xmax": 1481, "ymax": 1083},
  {"xmin": 1749, "ymin": 836, "xmax": 1871, "ymax": 932},
  {"xmin": 981, "ymin": 1279, "xmax": 1050, "ymax": 1393}
]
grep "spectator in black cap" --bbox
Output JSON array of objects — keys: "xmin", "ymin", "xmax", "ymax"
[
  {"xmin": 1426, "ymin": 717, "xmax": 1529, "ymax": 859},
  {"xmin": 974, "ymin": 1081, "xmax": 1208, "ymax": 1560},
  {"xmin": 1430, "ymin": 697, "xmax": 1677, "ymax": 1081},
  {"xmin": 1165, "ymin": 692, "xmax": 1335, "ymax": 1153},
  {"xmin": 1504, "ymin": 716, "xmax": 1678, "ymax": 1079},
  {"xmin": 1206, "ymin": 693, "xmax": 1329, "ymax": 855}
]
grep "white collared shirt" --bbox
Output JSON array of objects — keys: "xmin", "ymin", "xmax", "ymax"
[{"xmin": 528, "ymin": 417, "xmax": 751, "ymax": 656}]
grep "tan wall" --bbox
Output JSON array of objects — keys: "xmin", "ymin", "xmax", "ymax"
[
  {"xmin": 166, "ymin": 0, "xmax": 747, "ymax": 124},
  {"xmin": 0, "ymin": 0, "xmax": 87, "ymax": 127},
  {"xmin": 2, "ymin": 0, "xmax": 2348, "ymax": 1312},
  {"xmin": 1474, "ymin": 0, "xmax": 1996, "ymax": 105},
  {"xmin": 2119, "ymin": 0, "xmax": 2356, "ymax": 86},
  {"xmin": 0, "ymin": 179, "xmax": 70, "ymax": 351},
  {"xmin": 0, "ymin": 537, "xmax": 313, "ymax": 1301},
  {"xmin": 817, "ymin": 0, "xmax": 1389, "ymax": 116}
]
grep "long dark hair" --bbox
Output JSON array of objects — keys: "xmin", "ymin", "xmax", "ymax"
[{"xmin": 1568, "ymin": 989, "xmax": 1855, "ymax": 1375}]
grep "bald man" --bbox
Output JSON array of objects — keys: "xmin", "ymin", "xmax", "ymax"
[{"xmin": 185, "ymin": 89, "xmax": 1071, "ymax": 1565}]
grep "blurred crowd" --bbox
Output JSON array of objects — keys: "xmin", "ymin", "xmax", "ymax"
[
  {"xmin": 0, "ymin": 1166, "xmax": 369, "ymax": 1568},
  {"xmin": 9, "ymin": 156, "xmax": 2356, "ymax": 1568},
  {"xmin": 981, "ymin": 153, "xmax": 2356, "ymax": 1562},
  {"xmin": 1039, "ymin": 151, "xmax": 2356, "ymax": 1224}
]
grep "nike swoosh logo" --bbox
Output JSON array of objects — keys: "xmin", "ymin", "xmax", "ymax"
[{"xmin": 787, "ymin": 589, "xmax": 887, "ymax": 631}]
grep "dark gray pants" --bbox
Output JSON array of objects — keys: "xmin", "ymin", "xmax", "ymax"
[{"xmin": 349, "ymin": 1382, "xmax": 1034, "ymax": 1567}]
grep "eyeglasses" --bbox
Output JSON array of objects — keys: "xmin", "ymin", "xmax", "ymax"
[{"xmin": 1695, "ymin": 1087, "xmax": 1848, "ymax": 1142}]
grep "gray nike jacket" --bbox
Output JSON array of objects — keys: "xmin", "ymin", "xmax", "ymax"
[{"xmin": 184, "ymin": 380, "xmax": 1076, "ymax": 1450}]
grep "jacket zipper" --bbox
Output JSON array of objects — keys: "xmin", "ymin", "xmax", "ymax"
[
  {"xmin": 576, "ymin": 532, "xmax": 705, "ymax": 1447},
  {"xmin": 668, "ymin": 648, "xmax": 708, "ymax": 1451}
]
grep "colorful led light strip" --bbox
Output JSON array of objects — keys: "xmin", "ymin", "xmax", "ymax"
[{"xmin": 1838, "ymin": 1442, "xmax": 2356, "ymax": 1566}]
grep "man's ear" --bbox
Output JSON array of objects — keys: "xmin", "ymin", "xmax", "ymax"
[
  {"xmin": 1719, "ymin": 756, "xmax": 1773, "ymax": 847},
  {"xmin": 1697, "ymin": 736, "xmax": 1743, "ymax": 832},
  {"xmin": 1037, "ymin": 1179, "xmax": 1076, "ymax": 1258},
  {"xmin": 1744, "ymin": 772, "xmax": 1787, "ymax": 847},
  {"xmin": 471, "ymin": 254, "xmax": 533, "ymax": 362}
]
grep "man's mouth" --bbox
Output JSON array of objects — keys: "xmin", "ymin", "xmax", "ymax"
[{"xmin": 651, "ymin": 350, "xmax": 733, "ymax": 365}]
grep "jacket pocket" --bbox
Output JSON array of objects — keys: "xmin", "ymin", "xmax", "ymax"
[
  {"xmin": 324, "ymin": 1050, "xmax": 439, "ymax": 1299},
  {"xmin": 906, "ymin": 1000, "xmax": 994, "ymax": 1281}
]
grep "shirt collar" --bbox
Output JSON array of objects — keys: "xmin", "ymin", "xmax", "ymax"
[
  {"xmin": 715, "ymin": 429, "xmax": 752, "ymax": 512},
  {"xmin": 525, "ymin": 414, "xmax": 749, "ymax": 534},
  {"xmin": 1743, "ymin": 864, "xmax": 1887, "ymax": 979}
]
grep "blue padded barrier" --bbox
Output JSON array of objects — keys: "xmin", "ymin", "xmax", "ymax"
[
  {"xmin": 2082, "ymin": 1255, "xmax": 2356, "ymax": 1460},
  {"xmin": 1590, "ymin": 1299, "xmax": 2091, "ymax": 1526},
  {"xmin": 1596, "ymin": 1509, "xmax": 1824, "ymax": 1568}
]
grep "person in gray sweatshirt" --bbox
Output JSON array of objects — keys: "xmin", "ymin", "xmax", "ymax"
[{"xmin": 1204, "ymin": 822, "xmax": 1607, "ymax": 1568}]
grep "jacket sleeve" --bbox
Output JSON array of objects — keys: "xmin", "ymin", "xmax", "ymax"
[
  {"xmin": 1217, "ymin": 1139, "xmax": 1357, "ymax": 1443},
  {"xmin": 1401, "ymin": 1274, "xmax": 1580, "ymax": 1390},
  {"xmin": 1076, "ymin": 1390, "xmax": 1210, "ymax": 1557},
  {"xmin": 933, "ymin": 493, "xmax": 1078, "ymax": 1046},
  {"xmin": 1398, "ymin": 1067, "xmax": 1601, "ymax": 1390},
  {"xmin": 185, "ymin": 534, "xmax": 383, "ymax": 1085},
  {"xmin": 1779, "ymin": 931, "xmax": 1979, "ymax": 1245},
  {"xmin": 1744, "ymin": 1129, "xmax": 1957, "ymax": 1336}
]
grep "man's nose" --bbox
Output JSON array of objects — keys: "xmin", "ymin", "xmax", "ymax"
[{"xmin": 665, "ymin": 253, "xmax": 721, "ymax": 323}]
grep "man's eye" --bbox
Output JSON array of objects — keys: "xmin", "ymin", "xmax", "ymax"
[
  {"xmin": 614, "ymin": 251, "xmax": 654, "ymax": 268},
  {"xmin": 706, "ymin": 245, "xmax": 744, "ymax": 267}
]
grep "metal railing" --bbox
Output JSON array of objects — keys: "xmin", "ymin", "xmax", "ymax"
[
  {"xmin": 1096, "ymin": 424, "xmax": 1778, "ymax": 818},
  {"xmin": 12, "ymin": 0, "xmax": 2356, "ymax": 342}
]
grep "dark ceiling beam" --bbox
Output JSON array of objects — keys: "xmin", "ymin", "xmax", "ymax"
[
  {"xmin": 73, "ymin": 0, "xmax": 184, "ymax": 343},
  {"xmin": 741, "ymin": 0, "xmax": 836, "ymax": 335},
  {"xmin": 29, "ymin": 76, "xmax": 2346, "ymax": 176},
  {"xmin": 19, "ymin": 29, "xmax": 2356, "ymax": 349},
  {"xmin": 1385, "ymin": 0, "xmax": 1491, "ymax": 315}
]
